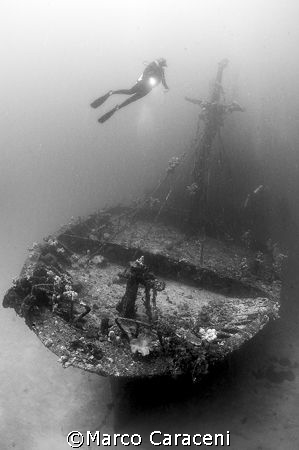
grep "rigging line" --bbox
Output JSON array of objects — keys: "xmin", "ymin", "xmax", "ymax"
[
  {"xmin": 140, "ymin": 156, "xmax": 190, "ymax": 241},
  {"xmin": 217, "ymin": 130, "xmax": 233, "ymax": 180}
]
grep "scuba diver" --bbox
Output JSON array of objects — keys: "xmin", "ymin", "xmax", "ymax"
[{"xmin": 91, "ymin": 58, "xmax": 169, "ymax": 123}]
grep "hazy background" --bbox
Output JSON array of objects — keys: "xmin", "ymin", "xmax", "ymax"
[{"xmin": 1, "ymin": 0, "xmax": 299, "ymax": 449}]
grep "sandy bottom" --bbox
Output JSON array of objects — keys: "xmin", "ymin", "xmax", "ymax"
[{"xmin": 1, "ymin": 260, "xmax": 299, "ymax": 450}]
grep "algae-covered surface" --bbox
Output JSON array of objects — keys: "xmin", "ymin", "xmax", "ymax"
[{"xmin": 3, "ymin": 208, "xmax": 281, "ymax": 379}]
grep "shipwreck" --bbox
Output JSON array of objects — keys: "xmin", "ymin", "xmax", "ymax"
[{"xmin": 3, "ymin": 59, "xmax": 282, "ymax": 381}]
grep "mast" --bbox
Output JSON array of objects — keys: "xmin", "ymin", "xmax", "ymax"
[
  {"xmin": 141, "ymin": 59, "xmax": 244, "ymax": 233},
  {"xmin": 190, "ymin": 58, "xmax": 229, "ymax": 226}
]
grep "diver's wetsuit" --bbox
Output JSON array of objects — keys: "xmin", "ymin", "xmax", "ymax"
[
  {"xmin": 113, "ymin": 60, "xmax": 169, "ymax": 108},
  {"xmin": 91, "ymin": 59, "xmax": 169, "ymax": 122},
  {"xmin": 110, "ymin": 82, "xmax": 152, "ymax": 109}
]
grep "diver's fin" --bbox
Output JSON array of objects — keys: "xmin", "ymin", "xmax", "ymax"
[
  {"xmin": 98, "ymin": 106, "xmax": 118, "ymax": 123},
  {"xmin": 90, "ymin": 91, "xmax": 112, "ymax": 109}
]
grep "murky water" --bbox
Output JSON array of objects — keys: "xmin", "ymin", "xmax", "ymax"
[{"xmin": 1, "ymin": 1, "xmax": 299, "ymax": 449}]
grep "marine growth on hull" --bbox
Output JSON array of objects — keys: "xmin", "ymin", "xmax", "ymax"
[{"xmin": 3, "ymin": 208, "xmax": 280, "ymax": 380}]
